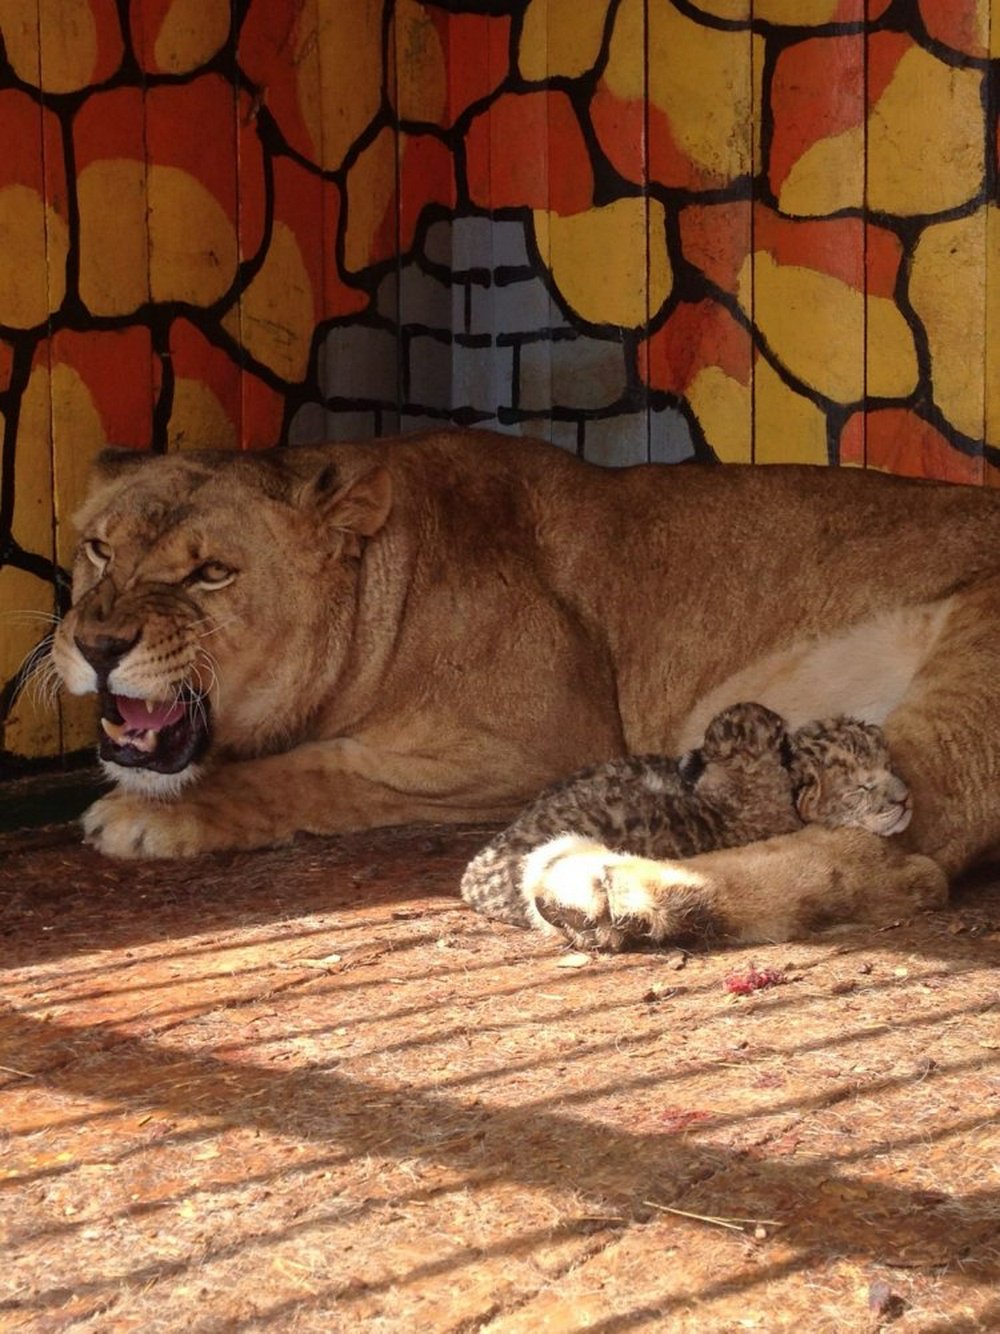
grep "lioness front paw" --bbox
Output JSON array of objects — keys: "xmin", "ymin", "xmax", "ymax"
[
  {"xmin": 82, "ymin": 790, "xmax": 214, "ymax": 859},
  {"xmin": 871, "ymin": 851, "xmax": 949, "ymax": 918},
  {"xmin": 524, "ymin": 835, "xmax": 710, "ymax": 951}
]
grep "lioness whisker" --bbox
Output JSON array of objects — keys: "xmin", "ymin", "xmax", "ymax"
[
  {"xmin": 0, "ymin": 609, "xmax": 61, "ymax": 625},
  {"xmin": 195, "ymin": 615, "xmax": 240, "ymax": 641},
  {"xmin": 14, "ymin": 635, "xmax": 62, "ymax": 713}
]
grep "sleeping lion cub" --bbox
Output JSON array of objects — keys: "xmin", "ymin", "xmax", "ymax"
[{"xmin": 460, "ymin": 702, "xmax": 911, "ymax": 941}]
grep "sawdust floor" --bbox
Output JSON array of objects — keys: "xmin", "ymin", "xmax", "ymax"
[{"xmin": 1, "ymin": 820, "xmax": 999, "ymax": 1333}]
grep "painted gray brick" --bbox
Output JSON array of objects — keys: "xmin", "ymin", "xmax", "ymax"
[
  {"xmin": 468, "ymin": 274, "xmax": 565, "ymax": 339},
  {"xmin": 289, "ymin": 403, "xmax": 381, "ymax": 444},
  {"xmin": 452, "ymin": 341, "xmax": 514, "ymax": 414},
  {"xmin": 319, "ymin": 325, "xmax": 400, "ymax": 403},
  {"xmin": 649, "ymin": 406, "xmax": 696, "ymax": 464},
  {"xmin": 424, "ymin": 216, "xmax": 531, "ymax": 273},
  {"xmin": 407, "ymin": 334, "xmax": 452, "ymax": 407},
  {"xmin": 399, "ymin": 266, "xmax": 461, "ymax": 332},
  {"xmin": 582, "ymin": 407, "xmax": 696, "ymax": 468}
]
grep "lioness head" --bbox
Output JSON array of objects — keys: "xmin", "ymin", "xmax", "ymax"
[{"xmin": 52, "ymin": 446, "xmax": 392, "ymax": 795}]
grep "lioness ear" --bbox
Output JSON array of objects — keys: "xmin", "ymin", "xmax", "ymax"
[
  {"xmin": 315, "ymin": 465, "xmax": 393, "ymax": 538},
  {"xmin": 91, "ymin": 446, "xmax": 155, "ymax": 482}
]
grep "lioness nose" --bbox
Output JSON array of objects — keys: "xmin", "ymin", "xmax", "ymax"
[{"xmin": 74, "ymin": 630, "xmax": 140, "ymax": 680}]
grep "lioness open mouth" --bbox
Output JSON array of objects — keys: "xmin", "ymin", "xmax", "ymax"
[{"xmin": 98, "ymin": 689, "xmax": 210, "ymax": 773}]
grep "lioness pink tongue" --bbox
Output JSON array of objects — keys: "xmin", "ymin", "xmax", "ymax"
[{"xmin": 115, "ymin": 695, "xmax": 186, "ymax": 731}]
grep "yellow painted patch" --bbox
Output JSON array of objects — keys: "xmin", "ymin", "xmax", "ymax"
[
  {"xmin": 392, "ymin": 0, "xmax": 447, "ymax": 124},
  {"xmin": 0, "ymin": 564, "xmax": 61, "ymax": 759},
  {"xmin": 777, "ymin": 124, "xmax": 864, "ymax": 217},
  {"xmin": 868, "ymin": 45, "xmax": 984, "ymax": 216},
  {"xmin": 0, "ymin": 0, "xmax": 97, "ymax": 93},
  {"xmin": 519, "ymin": 0, "xmax": 609, "ymax": 80},
  {"xmin": 867, "ymin": 293, "xmax": 922, "ymax": 401},
  {"xmin": 535, "ymin": 198, "xmax": 672, "ymax": 328},
  {"xmin": 78, "ymin": 159, "xmax": 150, "ymax": 317},
  {"xmin": 910, "ymin": 207, "xmax": 997, "ymax": 445},
  {"xmin": 606, "ymin": 0, "xmax": 762, "ymax": 182},
  {"xmin": 0, "ymin": 185, "xmax": 67, "ymax": 328},
  {"xmin": 687, "ymin": 366, "xmax": 751, "ymax": 464},
  {"xmin": 988, "ymin": 210, "xmax": 1000, "ymax": 447},
  {"xmin": 148, "ymin": 164, "xmax": 237, "ymax": 306},
  {"xmin": 296, "ymin": 0, "xmax": 384, "ymax": 171},
  {"xmin": 224, "ymin": 221, "xmax": 314, "ymax": 382},
  {"xmin": 49, "ymin": 362, "xmax": 114, "ymax": 569},
  {"xmin": 13, "ymin": 367, "xmax": 53, "ymax": 560},
  {"xmin": 696, "ymin": 0, "xmax": 840, "ymax": 20},
  {"xmin": 753, "ymin": 356, "xmax": 828, "ymax": 464},
  {"xmin": 743, "ymin": 254, "xmax": 917, "ymax": 405},
  {"xmin": 169, "ymin": 378, "xmax": 238, "ymax": 451},
  {"xmin": 343, "ymin": 126, "xmax": 396, "ymax": 273},
  {"xmin": 153, "ymin": 0, "xmax": 230, "ymax": 75}
]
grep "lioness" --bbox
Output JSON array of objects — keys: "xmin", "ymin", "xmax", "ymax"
[
  {"xmin": 460, "ymin": 704, "xmax": 912, "ymax": 945},
  {"xmin": 53, "ymin": 429, "xmax": 1000, "ymax": 947}
]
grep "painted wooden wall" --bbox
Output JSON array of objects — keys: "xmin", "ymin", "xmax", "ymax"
[{"xmin": 1, "ymin": 0, "xmax": 998, "ymax": 771}]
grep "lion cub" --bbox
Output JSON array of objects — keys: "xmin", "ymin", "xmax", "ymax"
[{"xmin": 460, "ymin": 702, "xmax": 911, "ymax": 931}]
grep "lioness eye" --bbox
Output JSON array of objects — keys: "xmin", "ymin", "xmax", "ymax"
[
  {"xmin": 188, "ymin": 560, "xmax": 235, "ymax": 589},
  {"xmin": 83, "ymin": 537, "xmax": 112, "ymax": 570}
]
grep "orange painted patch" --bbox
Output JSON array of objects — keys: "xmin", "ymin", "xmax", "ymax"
[
  {"xmin": 73, "ymin": 87, "xmax": 145, "ymax": 169},
  {"xmin": 399, "ymin": 134, "xmax": 456, "ymax": 253},
  {"xmin": 238, "ymin": 5, "xmax": 316, "ymax": 167},
  {"xmin": 466, "ymin": 91, "xmax": 593, "ymax": 214},
  {"xmin": 755, "ymin": 208, "xmax": 901, "ymax": 298},
  {"xmin": 240, "ymin": 370, "xmax": 286, "ymax": 450},
  {"xmin": 130, "ymin": 0, "xmax": 230, "ymax": 74},
  {"xmin": 0, "ymin": 339, "xmax": 14, "ymax": 393},
  {"xmin": 838, "ymin": 0, "xmax": 892, "ymax": 14},
  {"xmin": 167, "ymin": 318, "xmax": 282, "ymax": 450},
  {"xmin": 169, "ymin": 318, "xmax": 239, "ymax": 433},
  {"xmin": 272, "ymin": 156, "xmax": 368, "ymax": 324},
  {"xmin": 74, "ymin": 79, "xmax": 266, "ymax": 260},
  {"xmin": 0, "ymin": 90, "xmax": 65, "ymax": 198},
  {"xmin": 68, "ymin": 0, "xmax": 124, "ymax": 86},
  {"xmin": 593, "ymin": 84, "xmax": 722, "ymax": 192},
  {"xmin": 50, "ymin": 328, "xmax": 157, "ymax": 445},
  {"xmin": 868, "ymin": 30, "xmax": 917, "ymax": 108},
  {"xmin": 144, "ymin": 78, "xmax": 250, "ymax": 226},
  {"xmin": 918, "ymin": 0, "xmax": 987, "ymax": 59},
  {"xmin": 678, "ymin": 202, "xmax": 751, "ymax": 292},
  {"xmin": 590, "ymin": 84, "xmax": 645, "ymax": 185},
  {"xmin": 428, "ymin": 7, "xmax": 511, "ymax": 128},
  {"xmin": 769, "ymin": 36, "xmax": 864, "ymax": 197},
  {"xmin": 643, "ymin": 300, "xmax": 752, "ymax": 395},
  {"xmin": 841, "ymin": 408, "xmax": 984, "ymax": 483}
]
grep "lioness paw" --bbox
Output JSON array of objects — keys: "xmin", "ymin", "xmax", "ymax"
[
  {"xmin": 524, "ymin": 835, "xmax": 711, "ymax": 951},
  {"xmin": 82, "ymin": 790, "xmax": 212, "ymax": 859},
  {"xmin": 873, "ymin": 852, "xmax": 949, "ymax": 917}
]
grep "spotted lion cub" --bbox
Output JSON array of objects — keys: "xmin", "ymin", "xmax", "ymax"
[{"xmin": 460, "ymin": 702, "xmax": 911, "ymax": 936}]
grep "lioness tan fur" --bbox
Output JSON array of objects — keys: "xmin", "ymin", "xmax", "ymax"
[{"xmin": 52, "ymin": 428, "xmax": 1000, "ymax": 947}]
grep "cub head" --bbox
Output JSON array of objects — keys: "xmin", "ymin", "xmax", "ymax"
[
  {"xmin": 789, "ymin": 716, "xmax": 912, "ymax": 837},
  {"xmin": 51, "ymin": 445, "xmax": 392, "ymax": 796},
  {"xmin": 678, "ymin": 701, "xmax": 798, "ymax": 813}
]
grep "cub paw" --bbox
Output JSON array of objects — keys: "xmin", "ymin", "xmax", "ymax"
[{"xmin": 82, "ymin": 790, "xmax": 208, "ymax": 859}]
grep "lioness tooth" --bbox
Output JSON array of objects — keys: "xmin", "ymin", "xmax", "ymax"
[
  {"xmin": 144, "ymin": 698, "xmax": 156, "ymax": 714},
  {"xmin": 101, "ymin": 717, "xmax": 128, "ymax": 743}
]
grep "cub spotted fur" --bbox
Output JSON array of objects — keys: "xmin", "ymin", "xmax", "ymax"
[{"xmin": 461, "ymin": 703, "xmax": 911, "ymax": 939}]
